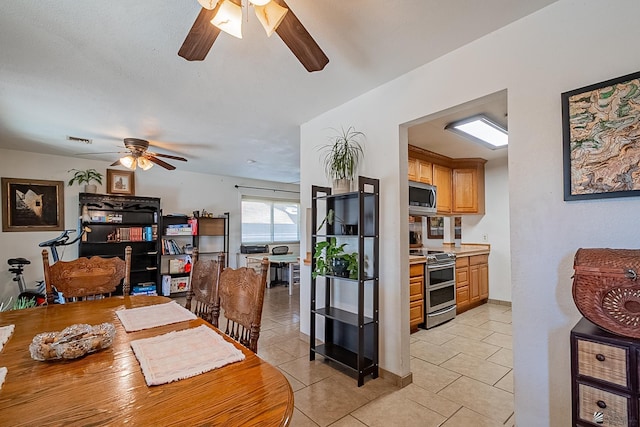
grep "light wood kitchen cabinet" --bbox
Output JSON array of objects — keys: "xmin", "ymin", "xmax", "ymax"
[
  {"xmin": 453, "ymin": 166, "xmax": 484, "ymax": 214},
  {"xmin": 455, "ymin": 257, "xmax": 470, "ymax": 313},
  {"xmin": 469, "ymin": 254, "xmax": 489, "ymax": 303},
  {"xmin": 408, "ymin": 145, "xmax": 486, "ymax": 215},
  {"xmin": 410, "ymin": 262, "xmax": 425, "ymax": 332},
  {"xmin": 408, "ymin": 157, "xmax": 418, "ymax": 182},
  {"xmin": 455, "ymin": 253, "xmax": 488, "ymax": 313},
  {"xmin": 408, "ymin": 158, "xmax": 433, "ymax": 184},
  {"xmin": 433, "ymin": 164, "xmax": 452, "ymax": 214}
]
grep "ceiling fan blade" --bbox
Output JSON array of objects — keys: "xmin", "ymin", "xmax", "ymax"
[
  {"xmin": 178, "ymin": 7, "xmax": 222, "ymax": 61},
  {"xmin": 273, "ymin": 0, "xmax": 329, "ymax": 72},
  {"xmin": 110, "ymin": 160, "xmax": 122, "ymax": 167},
  {"xmin": 147, "ymin": 152, "xmax": 188, "ymax": 162},
  {"xmin": 147, "ymin": 155, "xmax": 176, "ymax": 170}
]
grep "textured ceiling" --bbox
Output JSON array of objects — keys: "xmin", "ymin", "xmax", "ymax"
[{"xmin": 0, "ymin": 0, "xmax": 555, "ymax": 182}]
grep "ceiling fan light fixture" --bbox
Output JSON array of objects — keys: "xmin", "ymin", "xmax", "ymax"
[
  {"xmin": 253, "ymin": 2, "xmax": 288, "ymax": 37},
  {"xmin": 119, "ymin": 155, "xmax": 136, "ymax": 170},
  {"xmin": 137, "ymin": 157, "xmax": 154, "ymax": 171},
  {"xmin": 211, "ymin": 0, "xmax": 243, "ymax": 39}
]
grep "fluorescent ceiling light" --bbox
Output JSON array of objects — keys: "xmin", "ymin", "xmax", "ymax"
[{"xmin": 445, "ymin": 115, "xmax": 508, "ymax": 149}]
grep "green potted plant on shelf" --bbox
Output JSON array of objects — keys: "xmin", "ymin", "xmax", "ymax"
[
  {"xmin": 319, "ymin": 126, "xmax": 365, "ymax": 194},
  {"xmin": 316, "ymin": 208, "xmax": 358, "ymax": 236},
  {"xmin": 312, "ymin": 237, "xmax": 358, "ymax": 279},
  {"xmin": 68, "ymin": 169, "xmax": 103, "ymax": 193}
]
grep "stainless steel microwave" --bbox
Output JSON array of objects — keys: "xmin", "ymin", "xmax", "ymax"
[{"xmin": 409, "ymin": 181, "xmax": 437, "ymax": 215}]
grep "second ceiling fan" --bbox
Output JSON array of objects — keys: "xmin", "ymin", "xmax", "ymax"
[{"xmin": 178, "ymin": 0, "xmax": 329, "ymax": 72}]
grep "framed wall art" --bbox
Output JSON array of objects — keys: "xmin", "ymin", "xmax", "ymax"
[
  {"xmin": 107, "ymin": 169, "xmax": 135, "ymax": 195},
  {"xmin": 562, "ymin": 70, "xmax": 640, "ymax": 200},
  {"xmin": 1, "ymin": 178, "xmax": 65, "ymax": 232}
]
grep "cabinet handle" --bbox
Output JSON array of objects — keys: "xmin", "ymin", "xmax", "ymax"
[
  {"xmin": 596, "ymin": 400, "xmax": 607, "ymax": 409},
  {"xmin": 146, "ymin": 267, "xmax": 158, "ymax": 271},
  {"xmin": 595, "ymin": 353, "xmax": 606, "ymax": 362}
]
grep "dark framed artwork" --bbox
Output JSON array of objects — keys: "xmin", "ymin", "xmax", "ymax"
[
  {"xmin": 1, "ymin": 178, "xmax": 65, "ymax": 232},
  {"xmin": 562, "ymin": 70, "xmax": 640, "ymax": 200},
  {"xmin": 107, "ymin": 169, "xmax": 135, "ymax": 195}
]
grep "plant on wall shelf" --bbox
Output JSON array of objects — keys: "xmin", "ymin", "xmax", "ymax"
[
  {"xmin": 318, "ymin": 126, "xmax": 365, "ymax": 194},
  {"xmin": 68, "ymin": 169, "xmax": 103, "ymax": 193}
]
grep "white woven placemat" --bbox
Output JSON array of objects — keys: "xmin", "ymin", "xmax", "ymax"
[
  {"xmin": 130, "ymin": 325, "xmax": 245, "ymax": 386},
  {"xmin": 0, "ymin": 325, "xmax": 15, "ymax": 352},
  {"xmin": 116, "ymin": 301, "xmax": 196, "ymax": 332}
]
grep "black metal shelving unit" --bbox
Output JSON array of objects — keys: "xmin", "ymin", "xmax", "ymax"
[
  {"xmin": 310, "ymin": 176, "xmax": 379, "ymax": 386},
  {"xmin": 78, "ymin": 193, "xmax": 161, "ymax": 295}
]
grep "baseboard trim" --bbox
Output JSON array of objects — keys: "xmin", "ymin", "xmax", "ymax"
[
  {"xmin": 487, "ymin": 299, "xmax": 512, "ymax": 307},
  {"xmin": 380, "ymin": 367, "xmax": 413, "ymax": 388}
]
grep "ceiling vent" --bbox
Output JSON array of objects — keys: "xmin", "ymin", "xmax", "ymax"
[{"xmin": 67, "ymin": 136, "xmax": 93, "ymax": 144}]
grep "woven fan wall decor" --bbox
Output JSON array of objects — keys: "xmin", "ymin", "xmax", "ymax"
[{"xmin": 573, "ymin": 248, "xmax": 640, "ymax": 338}]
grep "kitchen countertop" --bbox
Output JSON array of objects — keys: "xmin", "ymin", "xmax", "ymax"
[
  {"xmin": 410, "ymin": 244, "xmax": 490, "ymax": 262},
  {"xmin": 409, "ymin": 255, "xmax": 427, "ymax": 265}
]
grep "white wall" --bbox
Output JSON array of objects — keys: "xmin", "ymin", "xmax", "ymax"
[
  {"xmin": 300, "ymin": 1, "xmax": 640, "ymax": 425},
  {"xmin": 0, "ymin": 147, "xmax": 299, "ymax": 302},
  {"xmin": 464, "ymin": 156, "xmax": 511, "ymax": 302}
]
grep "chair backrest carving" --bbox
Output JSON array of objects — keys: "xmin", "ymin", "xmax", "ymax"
[
  {"xmin": 42, "ymin": 246, "xmax": 131, "ymax": 304},
  {"xmin": 185, "ymin": 248, "xmax": 225, "ymax": 326},
  {"xmin": 217, "ymin": 257, "xmax": 269, "ymax": 352}
]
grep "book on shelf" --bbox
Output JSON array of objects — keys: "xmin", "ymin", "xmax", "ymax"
[
  {"xmin": 162, "ymin": 239, "xmax": 184, "ymax": 255},
  {"xmin": 170, "ymin": 276, "xmax": 190, "ymax": 293},
  {"xmin": 165, "ymin": 224, "xmax": 192, "ymax": 235},
  {"xmin": 188, "ymin": 218, "xmax": 198, "ymax": 235},
  {"xmin": 168, "ymin": 258, "xmax": 185, "ymax": 274},
  {"xmin": 162, "ymin": 275, "xmax": 171, "ymax": 296},
  {"xmin": 132, "ymin": 282, "xmax": 158, "ymax": 296}
]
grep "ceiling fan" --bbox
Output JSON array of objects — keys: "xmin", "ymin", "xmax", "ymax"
[
  {"xmin": 178, "ymin": 0, "xmax": 329, "ymax": 72},
  {"xmin": 107, "ymin": 138, "xmax": 188, "ymax": 171}
]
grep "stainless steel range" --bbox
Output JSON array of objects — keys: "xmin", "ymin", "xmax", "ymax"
[{"xmin": 410, "ymin": 249, "xmax": 457, "ymax": 329}]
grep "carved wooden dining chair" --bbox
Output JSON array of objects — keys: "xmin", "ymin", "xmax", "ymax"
[
  {"xmin": 42, "ymin": 246, "xmax": 132, "ymax": 304},
  {"xmin": 216, "ymin": 257, "xmax": 269, "ymax": 353},
  {"xmin": 185, "ymin": 248, "xmax": 225, "ymax": 326}
]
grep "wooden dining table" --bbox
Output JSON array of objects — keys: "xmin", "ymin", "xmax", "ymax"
[{"xmin": 0, "ymin": 296, "xmax": 293, "ymax": 426}]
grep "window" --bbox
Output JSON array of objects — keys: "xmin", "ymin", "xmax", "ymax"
[{"xmin": 241, "ymin": 197, "xmax": 300, "ymax": 243}]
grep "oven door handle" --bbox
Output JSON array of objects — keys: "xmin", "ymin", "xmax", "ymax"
[
  {"xmin": 426, "ymin": 262, "xmax": 456, "ymax": 271},
  {"xmin": 427, "ymin": 280, "xmax": 456, "ymax": 291},
  {"xmin": 427, "ymin": 305, "xmax": 456, "ymax": 317}
]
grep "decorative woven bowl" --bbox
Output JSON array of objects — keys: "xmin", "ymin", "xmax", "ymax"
[
  {"xmin": 29, "ymin": 323, "xmax": 116, "ymax": 361},
  {"xmin": 573, "ymin": 248, "xmax": 640, "ymax": 338}
]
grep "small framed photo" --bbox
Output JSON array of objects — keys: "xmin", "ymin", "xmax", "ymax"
[
  {"xmin": 107, "ymin": 169, "xmax": 135, "ymax": 195},
  {"xmin": 562, "ymin": 70, "xmax": 640, "ymax": 200},
  {"xmin": 1, "ymin": 177, "xmax": 65, "ymax": 232}
]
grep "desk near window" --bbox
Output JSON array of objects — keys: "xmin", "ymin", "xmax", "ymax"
[{"xmin": 246, "ymin": 254, "xmax": 300, "ymax": 295}]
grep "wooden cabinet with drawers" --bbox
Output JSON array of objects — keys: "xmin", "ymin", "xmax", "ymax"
[
  {"xmin": 410, "ymin": 262, "xmax": 425, "ymax": 332},
  {"xmin": 455, "ymin": 254, "xmax": 488, "ymax": 314},
  {"xmin": 455, "ymin": 257, "xmax": 470, "ymax": 313},
  {"xmin": 571, "ymin": 317, "xmax": 640, "ymax": 426}
]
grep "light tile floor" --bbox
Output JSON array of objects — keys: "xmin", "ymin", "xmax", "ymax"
[{"xmin": 255, "ymin": 286, "xmax": 514, "ymax": 427}]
